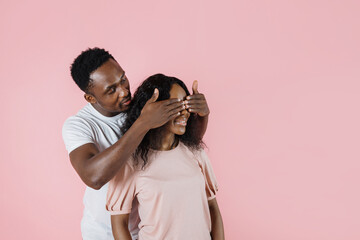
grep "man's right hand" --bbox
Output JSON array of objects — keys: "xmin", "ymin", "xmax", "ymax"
[{"xmin": 138, "ymin": 88, "xmax": 185, "ymax": 129}]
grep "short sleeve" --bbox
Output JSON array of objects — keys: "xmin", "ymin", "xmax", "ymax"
[
  {"xmin": 106, "ymin": 161, "xmax": 137, "ymax": 215},
  {"xmin": 62, "ymin": 116, "xmax": 94, "ymax": 154},
  {"xmin": 198, "ymin": 149, "xmax": 219, "ymax": 200}
]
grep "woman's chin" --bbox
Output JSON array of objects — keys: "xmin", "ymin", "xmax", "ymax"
[{"xmin": 174, "ymin": 126, "xmax": 186, "ymax": 135}]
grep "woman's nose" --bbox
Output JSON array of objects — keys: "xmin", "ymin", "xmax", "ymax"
[{"xmin": 180, "ymin": 108, "xmax": 190, "ymax": 116}]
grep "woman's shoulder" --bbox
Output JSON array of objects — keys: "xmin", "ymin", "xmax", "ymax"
[
  {"xmin": 178, "ymin": 142, "xmax": 208, "ymax": 162},
  {"xmin": 118, "ymin": 156, "xmax": 143, "ymax": 176}
]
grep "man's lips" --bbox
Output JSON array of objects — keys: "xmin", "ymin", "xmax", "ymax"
[{"xmin": 121, "ymin": 96, "xmax": 132, "ymax": 106}]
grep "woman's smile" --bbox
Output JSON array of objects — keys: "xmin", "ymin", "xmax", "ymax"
[{"xmin": 173, "ymin": 116, "xmax": 188, "ymax": 126}]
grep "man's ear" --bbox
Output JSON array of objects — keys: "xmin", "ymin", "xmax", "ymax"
[{"xmin": 84, "ymin": 93, "xmax": 97, "ymax": 104}]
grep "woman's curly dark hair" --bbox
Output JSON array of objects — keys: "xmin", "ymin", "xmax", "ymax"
[{"xmin": 121, "ymin": 73, "xmax": 204, "ymax": 168}]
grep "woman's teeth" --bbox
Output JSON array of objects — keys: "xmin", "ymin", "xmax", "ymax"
[{"xmin": 174, "ymin": 119, "xmax": 187, "ymax": 126}]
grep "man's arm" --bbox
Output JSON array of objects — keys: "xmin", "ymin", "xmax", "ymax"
[
  {"xmin": 194, "ymin": 114, "xmax": 209, "ymax": 140},
  {"xmin": 208, "ymin": 198, "xmax": 225, "ymax": 240},
  {"xmin": 111, "ymin": 214, "xmax": 132, "ymax": 240},
  {"xmin": 185, "ymin": 80, "xmax": 210, "ymax": 139},
  {"xmin": 69, "ymin": 89, "xmax": 185, "ymax": 189}
]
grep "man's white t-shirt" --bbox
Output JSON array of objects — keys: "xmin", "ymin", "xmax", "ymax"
[{"xmin": 62, "ymin": 103, "xmax": 139, "ymax": 240}]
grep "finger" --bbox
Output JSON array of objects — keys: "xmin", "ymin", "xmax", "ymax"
[
  {"xmin": 165, "ymin": 101, "xmax": 184, "ymax": 110},
  {"xmin": 187, "ymin": 108, "xmax": 202, "ymax": 113},
  {"xmin": 163, "ymin": 98, "xmax": 182, "ymax": 106},
  {"xmin": 185, "ymin": 104, "xmax": 205, "ymax": 110},
  {"xmin": 168, "ymin": 111, "xmax": 181, "ymax": 120},
  {"xmin": 167, "ymin": 104, "xmax": 186, "ymax": 116},
  {"xmin": 184, "ymin": 99, "xmax": 206, "ymax": 105},
  {"xmin": 186, "ymin": 94, "xmax": 205, "ymax": 100},
  {"xmin": 146, "ymin": 88, "xmax": 159, "ymax": 104},
  {"xmin": 192, "ymin": 80, "xmax": 199, "ymax": 94}
]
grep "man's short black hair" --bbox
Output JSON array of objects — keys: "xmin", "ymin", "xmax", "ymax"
[{"xmin": 70, "ymin": 47, "xmax": 115, "ymax": 92}]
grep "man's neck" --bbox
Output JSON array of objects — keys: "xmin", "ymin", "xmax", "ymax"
[{"xmin": 91, "ymin": 103, "xmax": 121, "ymax": 117}]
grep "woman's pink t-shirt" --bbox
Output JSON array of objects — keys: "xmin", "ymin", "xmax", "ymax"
[{"xmin": 106, "ymin": 142, "xmax": 218, "ymax": 240}]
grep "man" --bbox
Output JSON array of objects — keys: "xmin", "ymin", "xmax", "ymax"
[{"xmin": 62, "ymin": 47, "xmax": 210, "ymax": 239}]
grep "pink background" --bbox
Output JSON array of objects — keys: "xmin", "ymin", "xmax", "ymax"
[{"xmin": 1, "ymin": 0, "xmax": 360, "ymax": 239}]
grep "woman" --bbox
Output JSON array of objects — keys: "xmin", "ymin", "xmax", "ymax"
[{"xmin": 106, "ymin": 74, "xmax": 225, "ymax": 240}]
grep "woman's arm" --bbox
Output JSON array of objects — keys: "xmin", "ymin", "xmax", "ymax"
[
  {"xmin": 111, "ymin": 214, "xmax": 132, "ymax": 240},
  {"xmin": 208, "ymin": 198, "xmax": 225, "ymax": 240}
]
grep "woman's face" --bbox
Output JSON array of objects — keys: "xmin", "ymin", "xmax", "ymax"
[{"xmin": 164, "ymin": 84, "xmax": 190, "ymax": 135}]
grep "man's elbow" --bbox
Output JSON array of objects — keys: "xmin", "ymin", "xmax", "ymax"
[
  {"xmin": 88, "ymin": 182, "xmax": 103, "ymax": 190},
  {"xmin": 85, "ymin": 176, "xmax": 106, "ymax": 190}
]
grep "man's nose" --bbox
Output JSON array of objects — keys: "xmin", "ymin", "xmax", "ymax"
[{"xmin": 118, "ymin": 87, "xmax": 129, "ymax": 97}]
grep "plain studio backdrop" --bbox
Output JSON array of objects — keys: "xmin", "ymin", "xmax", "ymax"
[{"xmin": 1, "ymin": 0, "xmax": 359, "ymax": 239}]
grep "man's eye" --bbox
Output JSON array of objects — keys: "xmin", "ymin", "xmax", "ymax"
[{"xmin": 108, "ymin": 88, "xmax": 116, "ymax": 94}]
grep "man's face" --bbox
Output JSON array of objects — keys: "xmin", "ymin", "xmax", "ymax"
[{"xmin": 85, "ymin": 58, "xmax": 131, "ymax": 117}]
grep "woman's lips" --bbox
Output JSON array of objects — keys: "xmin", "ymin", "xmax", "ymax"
[{"xmin": 174, "ymin": 118, "xmax": 188, "ymax": 126}]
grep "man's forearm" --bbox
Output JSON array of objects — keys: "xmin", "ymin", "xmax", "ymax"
[
  {"xmin": 196, "ymin": 114, "xmax": 209, "ymax": 140},
  {"xmin": 85, "ymin": 118, "xmax": 149, "ymax": 189}
]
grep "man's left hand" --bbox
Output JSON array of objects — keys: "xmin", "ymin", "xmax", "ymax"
[{"xmin": 185, "ymin": 80, "xmax": 210, "ymax": 117}]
